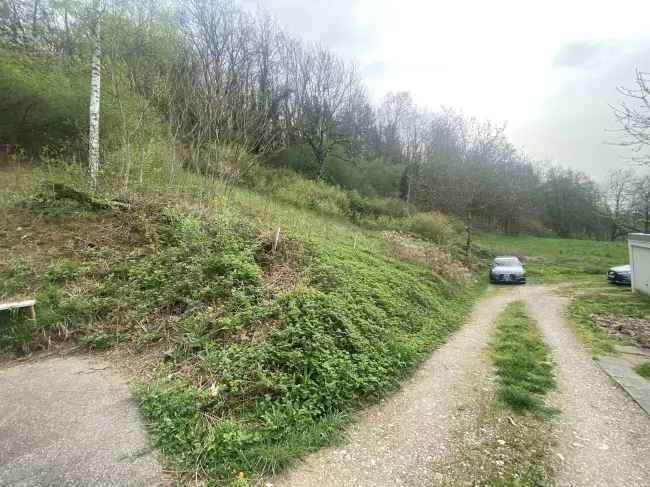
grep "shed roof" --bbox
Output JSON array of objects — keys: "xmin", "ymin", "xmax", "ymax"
[{"xmin": 628, "ymin": 233, "xmax": 650, "ymax": 243}]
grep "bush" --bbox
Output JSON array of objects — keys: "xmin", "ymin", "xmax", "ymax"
[
  {"xmin": 402, "ymin": 212, "xmax": 455, "ymax": 244},
  {"xmin": 0, "ymin": 47, "xmax": 88, "ymax": 156},
  {"xmin": 347, "ymin": 191, "xmax": 409, "ymax": 223},
  {"xmin": 242, "ymin": 166, "xmax": 351, "ymax": 218},
  {"xmin": 265, "ymin": 144, "xmax": 319, "ymax": 177},
  {"xmin": 0, "ymin": 46, "xmax": 164, "ymax": 162}
]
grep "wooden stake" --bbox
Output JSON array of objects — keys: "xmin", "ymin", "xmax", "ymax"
[{"xmin": 272, "ymin": 227, "xmax": 281, "ymax": 253}]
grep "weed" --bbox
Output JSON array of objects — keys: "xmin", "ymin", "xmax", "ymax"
[
  {"xmin": 382, "ymin": 231, "xmax": 471, "ymax": 283},
  {"xmin": 634, "ymin": 361, "xmax": 650, "ymax": 379},
  {"xmin": 0, "ymin": 258, "xmax": 32, "ymax": 300}
]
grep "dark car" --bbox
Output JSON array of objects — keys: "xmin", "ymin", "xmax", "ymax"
[
  {"xmin": 489, "ymin": 256, "xmax": 526, "ymax": 284},
  {"xmin": 607, "ymin": 264, "xmax": 631, "ymax": 286}
]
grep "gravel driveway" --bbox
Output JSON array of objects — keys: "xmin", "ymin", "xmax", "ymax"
[
  {"xmin": 273, "ymin": 286, "xmax": 650, "ymax": 487},
  {"xmin": 525, "ymin": 287, "xmax": 650, "ymax": 487}
]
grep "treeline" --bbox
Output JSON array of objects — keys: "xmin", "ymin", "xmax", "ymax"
[
  {"xmin": 0, "ymin": 0, "xmax": 622, "ymax": 239},
  {"xmin": 604, "ymin": 168, "xmax": 650, "ymax": 239}
]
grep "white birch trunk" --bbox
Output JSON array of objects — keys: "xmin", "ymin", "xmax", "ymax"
[{"xmin": 88, "ymin": 16, "xmax": 102, "ymax": 190}]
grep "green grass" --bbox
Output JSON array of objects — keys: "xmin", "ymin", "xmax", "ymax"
[
  {"xmin": 634, "ymin": 361, "xmax": 650, "ymax": 379},
  {"xmin": 568, "ymin": 283, "xmax": 650, "ymax": 356},
  {"xmin": 490, "ymin": 302, "xmax": 555, "ymax": 416},
  {"xmin": 0, "ymin": 164, "xmax": 484, "ymax": 484},
  {"xmin": 475, "ymin": 233, "xmax": 627, "ymax": 283}
]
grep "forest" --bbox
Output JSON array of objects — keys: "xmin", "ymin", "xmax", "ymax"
[{"xmin": 1, "ymin": 0, "xmax": 649, "ymax": 240}]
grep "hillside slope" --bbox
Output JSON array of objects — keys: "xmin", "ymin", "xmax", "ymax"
[{"xmin": 0, "ymin": 165, "xmax": 482, "ymax": 484}]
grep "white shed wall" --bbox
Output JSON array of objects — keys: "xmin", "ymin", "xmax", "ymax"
[{"xmin": 628, "ymin": 234, "xmax": 650, "ymax": 295}]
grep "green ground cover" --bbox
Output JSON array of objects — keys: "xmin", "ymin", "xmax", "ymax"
[{"xmin": 0, "ymin": 165, "xmax": 483, "ymax": 484}]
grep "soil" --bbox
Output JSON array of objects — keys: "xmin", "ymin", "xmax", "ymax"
[{"xmin": 591, "ymin": 313, "xmax": 650, "ymax": 349}]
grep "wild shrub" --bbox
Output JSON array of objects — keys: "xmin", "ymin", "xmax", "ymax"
[
  {"xmin": 327, "ymin": 156, "xmax": 403, "ymax": 197},
  {"xmin": 400, "ymin": 212, "xmax": 455, "ymax": 244},
  {"xmin": 347, "ymin": 191, "xmax": 410, "ymax": 223},
  {"xmin": 244, "ymin": 166, "xmax": 350, "ymax": 218},
  {"xmin": 183, "ymin": 142, "xmax": 258, "ymax": 185}
]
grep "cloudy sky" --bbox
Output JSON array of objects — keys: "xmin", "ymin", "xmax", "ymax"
[{"xmin": 242, "ymin": 0, "xmax": 650, "ymax": 181}]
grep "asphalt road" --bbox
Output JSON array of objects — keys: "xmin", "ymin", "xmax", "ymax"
[{"xmin": 0, "ymin": 356, "xmax": 162, "ymax": 486}]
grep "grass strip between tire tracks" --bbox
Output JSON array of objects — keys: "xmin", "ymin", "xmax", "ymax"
[{"xmin": 490, "ymin": 301, "xmax": 556, "ymax": 416}]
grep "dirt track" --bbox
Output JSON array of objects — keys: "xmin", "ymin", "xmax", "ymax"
[
  {"xmin": 526, "ymin": 288, "xmax": 650, "ymax": 487},
  {"xmin": 273, "ymin": 286, "xmax": 650, "ymax": 487}
]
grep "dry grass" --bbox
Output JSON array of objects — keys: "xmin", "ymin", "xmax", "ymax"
[{"xmin": 382, "ymin": 231, "xmax": 471, "ymax": 283}]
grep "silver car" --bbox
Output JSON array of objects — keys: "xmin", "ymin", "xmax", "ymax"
[
  {"xmin": 489, "ymin": 256, "xmax": 526, "ymax": 284},
  {"xmin": 607, "ymin": 264, "xmax": 631, "ymax": 286}
]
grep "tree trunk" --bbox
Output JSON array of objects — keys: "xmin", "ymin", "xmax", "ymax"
[
  {"xmin": 32, "ymin": 0, "xmax": 40, "ymax": 40},
  {"xmin": 317, "ymin": 150, "xmax": 327, "ymax": 180},
  {"xmin": 88, "ymin": 16, "xmax": 102, "ymax": 191},
  {"xmin": 465, "ymin": 212, "xmax": 473, "ymax": 266},
  {"xmin": 405, "ymin": 170, "xmax": 413, "ymax": 207},
  {"xmin": 610, "ymin": 220, "xmax": 620, "ymax": 241}
]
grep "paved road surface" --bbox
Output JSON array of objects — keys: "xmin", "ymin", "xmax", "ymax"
[{"xmin": 0, "ymin": 356, "xmax": 162, "ymax": 486}]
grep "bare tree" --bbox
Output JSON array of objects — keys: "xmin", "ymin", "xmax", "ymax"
[
  {"xmin": 604, "ymin": 168, "xmax": 635, "ymax": 240},
  {"xmin": 632, "ymin": 175, "xmax": 650, "ymax": 233},
  {"xmin": 400, "ymin": 106, "xmax": 429, "ymax": 207},
  {"xmin": 377, "ymin": 91, "xmax": 412, "ymax": 164},
  {"xmin": 292, "ymin": 45, "xmax": 359, "ymax": 179},
  {"xmin": 613, "ymin": 69, "xmax": 650, "ymax": 164}
]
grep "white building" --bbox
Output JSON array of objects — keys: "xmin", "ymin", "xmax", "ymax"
[{"xmin": 628, "ymin": 233, "xmax": 650, "ymax": 295}]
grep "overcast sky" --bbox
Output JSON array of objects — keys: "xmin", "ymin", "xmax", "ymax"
[{"xmin": 242, "ymin": 0, "xmax": 650, "ymax": 181}]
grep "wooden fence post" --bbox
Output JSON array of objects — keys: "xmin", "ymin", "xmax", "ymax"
[{"xmin": 272, "ymin": 227, "xmax": 281, "ymax": 253}]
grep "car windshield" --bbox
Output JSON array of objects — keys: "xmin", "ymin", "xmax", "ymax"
[{"xmin": 494, "ymin": 258, "xmax": 520, "ymax": 266}]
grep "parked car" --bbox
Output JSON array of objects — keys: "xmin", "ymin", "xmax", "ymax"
[
  {"xmin": 489, "ymin": 256, "xmax": 526, "ymax": 284},
  {"xmin": 607, "ymin": 264, "xmax": 631, "ymax": 286}
]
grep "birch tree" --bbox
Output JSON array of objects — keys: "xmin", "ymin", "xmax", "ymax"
[{"xmin": 87, "ymin": 2, "xmax": 102, "ymax": 190}]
